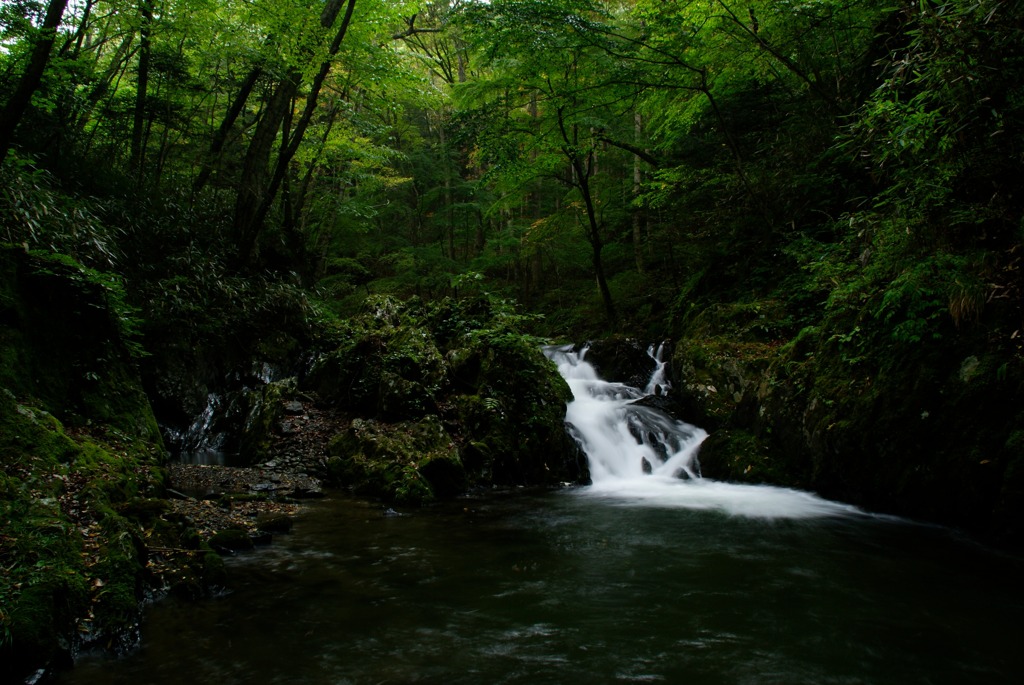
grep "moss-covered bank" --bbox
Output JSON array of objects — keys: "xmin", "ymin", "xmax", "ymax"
[
  {"xmin": 301, "ymin": 295, "xmax": 585, "ymax": 503},
  {"xmin": 670, "ymin": 299, "xmax": 1024, "ymax": 544},
  {"xmin": 0, "ymin": 246, "xmax": 222, "ymax": 682}
]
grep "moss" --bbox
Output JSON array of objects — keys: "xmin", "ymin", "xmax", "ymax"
[
  {"xmin": 306, "ymin": 322, "xmax": 446, "ymax": 419},
  {"xmin": 0, "ymin": 247, "xmax": 162, "ymax": 444},
  {"xmin": 116, "ymin": 498, "xmax": 170, "ymax": 525},
  {"xmin": 670, "ymin": 337, "xmax": 777, "ymax": 432},
  {"xmin": 447, "ymin": 334, "xmax": 578, "ymax": 485},
  {"xmin": 0, "ymin": 390, "xmax": 211, "ymax": 679},
  {"xmin": 327, "ymin": 415, "xmax": 463, "ymax": 505},
  {"xmin": 87, "ymin": 519, "xmax": 145, "ymax": 653},
  {"xmin": 236, "ymin": 379, "xmax": 292, "ymax": 464},
  {"xmin": 698, "ymin": 428, "xmax": 800, "ymax": 486},
  {"xmin": 671, "ymin": 289, "xmax": 1024, "ymax": 539},
  {"xmin": 304, "ymin": 294, "xmax": 583, "ymax": 491}
]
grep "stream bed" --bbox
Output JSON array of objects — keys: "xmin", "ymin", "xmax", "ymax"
[{"xmin": 58, "ymin": 488, "xmax": 1023, "ymax": 685}]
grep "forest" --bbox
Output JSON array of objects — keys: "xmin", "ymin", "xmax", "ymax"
[{"xmin": 2, "ymin": 0, "xmax": 1023, "ymax": 679}]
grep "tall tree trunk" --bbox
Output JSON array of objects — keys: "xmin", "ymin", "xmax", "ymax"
[
  {"xmin": 0, "ymin": 0, "xmax": 71, "ymax": 165},
  {"xmin": 557, "ymin": 110, "xmax": 615, "ymax": 324},
  {"xmin": 632, "ymin": 113, "xmax": 645, "ymax": 275},
  {"xmin": 191, "ymin": 65, "xmax": 262, "ymax": 198},
  {"xmin": 578, "ymin": 167, "xmax": 615, "ymax": 324},
  {"xmin": 439, "ymin": 118, "xmax": 455, "ymax": 260},
  {"xmin": 235, "ymin": 0, "xmax": 357, "ymax": 266},
  {"xmin": 62, "ymin": 0, "xmax": 95, "ymax": 59},
  {"xmin": 74, "ymin": 34, "xmax": 136, "ymax": 133},
  {"xmin": 129, "ymin": 1, "xmax": 153, "ymax": 178},
  {"xmin": 233, "ymin": 74, "xmax": 300, "ymax": 262}
]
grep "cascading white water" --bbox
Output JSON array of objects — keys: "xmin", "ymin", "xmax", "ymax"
[
  {"xmin": 644, "ymin": 342, "xmax": 671, "ymax": 396},
  {"xmin": 544, "ymin": 344, "xmax": 861, "ymax": 519},
  {"xmin": 545, "ymin": 344, "xmax": 704, "ymax": 481},
  {"xmin": 178, "ymin": 393, "xmax": 228, "ymax": 464}
]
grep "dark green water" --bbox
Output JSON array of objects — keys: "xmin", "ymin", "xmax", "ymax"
[{"xmin": 58, "ymin": 489, "xmax": 1023, "ymax": 685}]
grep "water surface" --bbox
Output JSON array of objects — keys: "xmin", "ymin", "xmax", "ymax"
[{"xmin": 59, "ymin": 489, "xmax": 1023, "ymax": 685}]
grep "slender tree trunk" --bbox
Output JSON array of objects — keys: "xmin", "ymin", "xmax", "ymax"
[
  {"xmin": 439, "ymin": 117, "xmax": 455, "ymax": 260},
  {"xmin": 129, "ymin": 1, "xmax": 154, "ymax": 178},
  {"xmin": 236, "ymin": 0, "xmax": 357, "ymax": 265},
  {"xmin": 578, "ymin": 167, "xmax": 615, "ymax": 324},
  {"xmin": 233, "ymin": 74, "xmax": 299, "ymax": 261},
  {"xmin": 62, "ymin": 0, "xmax": 94, "ymax": 59},
  {"xmin": 632, "ymin": 113, "xmax": 645, "ymax": 274},
  {"xmin": 0, "ymin": 0, "xmax": 71, "ymax": 165},
  {"xmin": 557, "ymin": 109, "xmax": 616, "ymax": 323},
  {"xmin": 474, "ymin": 209, "xmax": 485, "ymax": 256},
  {"xmin": 72, "ymin": 34, "xmax": 136, "ymax": 133},
  {"xmin": 192, "ymin": 65, "xmax": 262, "ymax": 198}
]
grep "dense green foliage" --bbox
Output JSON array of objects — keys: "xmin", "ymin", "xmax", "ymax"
[{"xmin": 2, "ymin": 0, "xmax": 1018, "ymax": 337}]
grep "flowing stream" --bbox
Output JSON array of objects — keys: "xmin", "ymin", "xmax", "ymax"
[
  {"xmin": 56, "ymin": 346, "xmax": 1024, "ymax": 684},
  {"xmin": 542, "ymin": 343, "xmax": 861, "ymax": 519}
]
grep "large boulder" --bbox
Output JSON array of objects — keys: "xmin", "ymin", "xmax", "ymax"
[
  {"xmin": 446, "ymin": 333, "xmax": 584, "ymax": 485},
  {"xmin": 305, "ymin": 295, "xmax": 587, "ymax": 498},
  {"xmin": 305, "ymin": 299, "xmax": 446, "ymax": 419},
  {"xmin": 578, "ymin": 337, "xmax": 663, "ymax": 389},
  {"xmin": 326, "ymin": 415, "xmax": 464, "ymax": 504},
  {"xmin": 0, "ymin": 246, "xmax": 161, "ymax": 442}
]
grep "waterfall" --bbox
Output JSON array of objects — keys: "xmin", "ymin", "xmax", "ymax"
[
  {"xmin": 544, "ymin": 344, "xmax": 861, "ymax": 519},
  {"xmin": 178, "ymin": 393, "xmax": 228, "ymax": 465},
  {"xmin": 643, "ymin": 342, "xmax": 670, "ymax": 396},
  {"xmin": 545, "ymin": 344, "xmax": 704, "ymax": 481}
]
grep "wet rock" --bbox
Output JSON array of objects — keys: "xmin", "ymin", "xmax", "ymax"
[
  {"xmin": 250, "ymin": 531, "xmax": 273, "ymax": 545},
  {"xmin": 168, "ymin": 464, "xmax": 322, "ymax": 500},
  {"xmin": 580, "ymin": 337, "xmax": 665, "ymax": 389},
  {"xmin": 208, "ymin": 529, "xmax": 255, "ymax": 553},
  {"xmin": 255, "ymin": 513, "xmax": 293, "ymax": 534}
]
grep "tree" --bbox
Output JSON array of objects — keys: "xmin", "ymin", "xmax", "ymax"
[
  {"xmin": 456, "ymin": 0, "xmax": 643, "ymax": 323},
  {"xmin": 0, "ymin": 0, "xmax": 71, "ymax": 165},
  {"xmin": 231, "ymin": 0, "xmax": 358, "ymax": 267}
]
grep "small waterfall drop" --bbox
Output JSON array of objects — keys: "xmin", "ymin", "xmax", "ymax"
[
  {"xmin": 545, "ymin": 344, "xmax": 704, "ymax": 481},
  {"xmin": 544, "ymin": 344, "xmax": 861, "ymax": 519},
  {"xmin": 644, "ymin": 342, "xmax": 670, "ymax": 396},
  {"xmin": 178, "ymin": 393, "xmax": 228, "ymax": 465}
]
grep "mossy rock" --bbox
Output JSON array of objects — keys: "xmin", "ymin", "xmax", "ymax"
[
  {"xmin": 0, "ymin": 246, "xmax": 162, "ymax": 444},
  {"xmin": 447, "ymin": 335, "xmax": 581, "ymax": 485},
  {"xmin": 697, "ymin": 428, "xmax": 803, "ymax": 486},
  {"xmin": 577, "ymin": 337, "xmax": 657, "ymax": 389},
  {"xmin": 671, "ymin": 337, "xmax": 775, "ymax": 430},
  {"xmin": 208, "ymin": 529, "xmax": 256, "ymax": 553},
  {"xmin": 0, "ymin": 390, "xmax": 218, "ymax": 680},
  {"xmin": 235, "ymin": 378, "xmax": 299, "ymax": 464},
  {"xmin": 306, "ymin": 323, "xmax": 446, "ymax": 419},
  {"xmin": 326, "ymin": 415, "xmax": 464, "ymax": 505},
  {"xmin": 116, "ymin": 497, "xmax": 170, "ymax": 524}
]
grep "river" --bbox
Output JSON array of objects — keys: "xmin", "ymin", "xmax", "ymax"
[
  {"xmin": 58, "ymin": 489, "xmax": 1022, "ymax": 685},
  {"xmin": 55, "ymin": 344, "xmax": 1024, "ymax": 684}
]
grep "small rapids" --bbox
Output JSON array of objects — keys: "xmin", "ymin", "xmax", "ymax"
[{"xmin": 544, "ymin": 344, "xmax": 860, "ymax": 519}]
